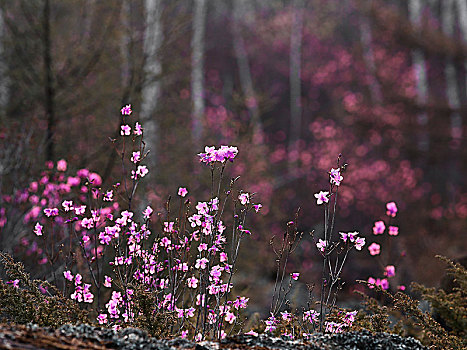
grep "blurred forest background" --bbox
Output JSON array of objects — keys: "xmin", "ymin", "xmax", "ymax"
[{"xmin": 0, "ymin": 0, "xmax": 466, "ymax": 314}]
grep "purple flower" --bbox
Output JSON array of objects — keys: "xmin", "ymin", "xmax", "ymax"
[
  {"xmin": 178, "ymin": 187, "xmax": 188, "ymax": 197},
  {"xmin": 384, "ymin": 265, "xmax": 396, "ymax": 277},
  {"xmin": 386, "ymin": 202, "xmax": 398, "ymax": 217},
  {"xmin": 329, "ymin": 168, "xmax": 343, "ymax": 186},
  {"xmin": 314, "ymin": 191, "xmax": 329, "ymax": 205},
  {"xmin": 121, "ymin": 104, "xmax": 132, "ymax": 115},
  {"xmin": 34, "ymin": 222, "xmax": 43, "ymax": 236},
  {"xmin": 291, "ymin": 272, "xmax": 300, "ymax": 281},
  {"xmin": 373, "ymin": 221, "xmax": 385, "ymax": 235}
]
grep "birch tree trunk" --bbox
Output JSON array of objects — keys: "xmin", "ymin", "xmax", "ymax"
[
  {"xmin": 43, "ymin": 0, "xmax": 56, "ymax": 162},
  {"xmin": 408, "ymin": 0, "xmax": 429, "ymax": 153},
  {"xmin": 358, "ymin": 1, "xmax": 382, "ymax": 104},
  {"xmin": 0, "ymin": 7, "xmax": 9, "ymax": 113},
  {"xmin": 441, "ymin": 0, "xmax": 462, "ymax": 146},
  {"xmin": 288, "ymin": 0, "xmax": 303, "ymax": 160},
  {"xmin": 191, "ymin": 0, "xmax": 207, "ymax": 147},
  {"xmin": 141, "ymin": 0, "xmax": 163, "ymax": 169},
  {"xmin": 455, "ymin": 0, "xmax": 467, "ymax": 99},
  {"xmin": 232, "ymin": 0, "xmax": 263, "ymax": 143}
]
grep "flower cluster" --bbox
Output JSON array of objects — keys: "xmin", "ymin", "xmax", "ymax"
[
  {"xmin": 198, "ymin": 145, "xmax": 238, "ymax": 164},
  {"xmin": 366, "ymin": 202, "xmax": 404, "ymax": 291}
]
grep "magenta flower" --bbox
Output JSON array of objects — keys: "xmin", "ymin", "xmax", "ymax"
[
  {"xmin": 57, "ymin": 159, "xmax": 67, "ymax": 172},
  {"xmin": 245, "ymin": 330, "xmax": 258, "ymax": 336},
  {"xmin": 314, "ymin": 191, "xmax": 329, "ymax": 205},
  {"xmin": 329, "ymin": 168, "xmax": 343, "ymax": 186},
  {"xmin": 44, "ymin": 208, "xmax": 58, "ymax": 217},
  {"xmin": 104, "ymin": 276, "xmax": 112, "ymax": 288},
  {"xmin": 238, "ymin": 193, "xmax": 250, "ymax": 205},
  {"xmin": 373, "ymin": 221, "xmax": 385, "ymax": 235},
  {"xmin": 74, "ymin": 205, "xmax": 86, "ymax": 215},
  {"xmin": 195, "ymin": 258, "xmax": 209, "ymax": 269},
  {"xmin": 316, "ymin": 239, "xmax": 327, "ymax": 253},
  {"xmin": 6, "ymin": 279, "xmax": 19, "ymax": 288},
  {"xmin": 121, "ymin": 104, "xmax": 132, "ymax": 115},
  {"xmin": 34, "ymin": 222, "xmax": 43, "ymax": 236},
  {"xmin": 384, "ymin": 265, "xmax": 396, "ymax": 277},
  {"xmin": 253, "ymin": 204, "xmax": 262, "ymax": 213},
  {"xmin": 142, "ymin": 205, "xmax": 153, "ymax": 219},
  {"xmin": 120, "ymin": 125, "xmax": 131, "ymax": 136},
  {"xmin": 368, "ymin": 242, "xmax": 380, "ymax": 255},
  {"xmin": 131, "ymin": 151, "xmax": 141, "ymax": 163},
  {"xmin": 291, "ymin": 272, "xmax": 300, "ymax": 281},
  {"xmin": 178, "ymin": 187, "xmax": 188, "ymax": 197},
  {"xmin": 386, "ymin": 202, "xmax": 398, "ymax": 217},
  {"xmin": 225, "ymin": 311, "xmax": 236, "ymax": 324},
  {"xmin": 354, "ymin": 237, "xmax": 365, "ymax": 250},
  {"xmin": 389, "ymin": 226, "xmax": 399, "ymax": 236},
  {"xmin": 398, "ymin": 285, "xmax": 406, "ymax": 291},
  {"xmin": 103, "ymin": 190, "xmax": 113, "ymax": 201},
  {"xmin": 367, "ymin": 277, "xmax": 376, "ymax": 289},
  {"xmin": 187, "ymin": 276, "xmax": 198, "ymax": 288},
  {"xmin": 378, "ymin": 278, "xmax": 389, "ymax": 290},
  {"xmin": 62, "ymin": 200, "xmax": 74, "ymax": 211},
  {"xmin": 134, "ymin": 122, "xmax": 142, "ymax": 135},
  {"xmin": 97, "ymin": 313, "xmax": 108, "ymax": 324},
  {"xmin": 88, "ymin": 172, "xmax": 102, "ymax": 186},
  {"xmin": 63, "ymin": 270, "xmax": 73, "ymax": 281},
  {"xmin": 220, "ymin": 252, "xmax": 228, "ymax": 262}
]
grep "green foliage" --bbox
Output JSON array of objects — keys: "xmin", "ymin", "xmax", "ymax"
[
  {"xmin": 354, "ymin": 256, "xmax": 466, "ymax": 350},
  {"xmin": 0, "ymin": 252, "xmax": 89, "ymax": 328},
  {"xmin": 127, "ymin": 284, "xmax": 176, "ymax": 338}
]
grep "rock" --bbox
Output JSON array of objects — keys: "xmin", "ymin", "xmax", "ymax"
[{"xmin": 0, "ymin": 323, "xmax": 427, "ymax": 350}]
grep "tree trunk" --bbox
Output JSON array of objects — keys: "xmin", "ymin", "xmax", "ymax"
[
  {"xmin": 288, "ymin": 0, "xmax": 303, "ymax": 162},
  {"xmin": 456, "ymin": 0, "xmax": 467, "ymax": 99},
  {"xmin": 358, "ymin": 0, "xmax": 382, "ymax": 104},
  {"xmin": 408, "ymin": 0, "xmax": 429, "ymax": 153},
  {"xmin": 141, "ymin": 0, "xmax": 163, "ymax": 169},
  {"xmin": 0, "ymin": 7, "xmax": 9, "ymax": 114},
  {"xmin": 232, "ymin": 0, "xmax": 263, "ymax": 143},
  {"xmin": 191, "ymin": 0, "xmax": 207, "ymax": 147},
  {"xmin": 43, "ymin": 0, "xmax": 55, "ymax": 162}
]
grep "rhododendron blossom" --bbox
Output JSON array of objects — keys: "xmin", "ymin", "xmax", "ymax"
[
  {"xmin": 238, "ymin": 193, "xmax": 250, "ymax": 205},
  {"xmin": 386, "ymin": 202, "xmax": 398, "ymax": 217},
  {"xmin": 384, "ymin": 265, "xmax": 396, "ymax": 277},
  {"xmin": 178, "ymin": 187, "xmax": 188, "ymax": 197},
  {"xmin": 389, "ymin": 226, "xmax": 399, "ymax": 236},
  {"xmin": 121, "ymin": 104, "xmax": 132, "ymax": 115},
  {"xmin": 33, "ymin": 222, "xmax": 43, "ymax": 236},
  {"xmin": 316, "ymin": 239, "xmax": 327, "ymax": 253},
  {"xmin": 373, "ymin": 221, "xmax": 385, "ymax": 235},
  {"xmin": 120, "ymin": 125, "xmax": 131, "ymax": 136},
  {"xmin": 329, "ymin": 168, "xmax": 343, "ymax": 186},
  {"xmin": 134, "ymin": 122, "xmax": 142, "ymax": 135},
  {"xmin": 368, "ymin": 242, "xmax": 380, "ymax": 255},
  {"xmin": 314, "ymin": 191, "xmax": 329, "ymax": 205}
]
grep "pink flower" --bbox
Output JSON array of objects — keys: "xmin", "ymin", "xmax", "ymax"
[
  {"xmin": 34, "ymin": 222, "xmax": 43, "ymax": 236},
  {"xmin": 103, "ymin": 190, "xmax": 113, "ymax": 201},
  {"xmin": 121, "ymin": 104, "xmax": 132, "ymax": 115},
  {"xmin": 62, "ymin": 200, "xmax": 74, "ymax": 211},
  {"xmin": 121, "ymin": 125, "xmax": 131, "ymax": 136},
  {"xmin": 6, "ymin": 279, "xmax": 19, "ymax": 288},
  {"xmin": 225, "ymin": 311, "xmax": 236, "ymax": 324},
  {"xmin": 187, "ymin": 276, "xmax": 198, "ymax": 288},
  {"xmin": 386, "ymin": 202, "xmax": 398, "ymax": 217},
  {"xmin": 329, "ymin": 168, "xmax": 343, "ymax": 186},
  {"xmin": 178, "ymin": 187, "xmax": 188, "ymax": 197},
  {"xmin": 104, "ymin": 276, "xmax": 112, "ymax": 288},
  {"xmin": 316, "ymin": 239, "xmax": 327, "ymax": 253},
  {"xmin": 57, "ymin": 159, "xmax": 67, "ymax": 171},
  {"xmin": 314, "ymin": 191, "xmax": 329, "ymax": 205},
  {"xmin": 134, "ymin": 122, "xmax": 142, "ymax": 135},
  {"xmin": 238, "ymin": 193, "xmax": 250, "ymax": 205},
  {"xmin": 135, "ymin": 165, "xmax": 149, "ymax": 178},
  {"xmin": 373, "ymin": 221, "xmax": 385, "ymax": 235},
  {"xmin": 97, "ymin": 313, "xmax": 108, "ymax": 324},
  {"xmin": 74, "ymin": 205, "xmax": 86, "ymax": 215},
  {"xmin": 195, "ymin": 258, "xmax": 209, "ymax": 269},
  {"xmin": 142, "ymin": 206, "xmax": 153, "ymax": 219},
  {"xmin": 367, "ymin": 277, "xmax": 376, "ymax": 289},
  {"xmin": 245, "ymin": 330, "xmax": 258, "ymax": 336},
  {"xmin": 398, "ymin": 285, "xmax": 406, "ymax": 291},
  {"xmin": 63, "ymin": 270, "xmax": 73, "ymax": 281},
  {"xmin": 354, "ymin": 237, "xmax": 365, "ymax": 250},
  {"xmin": 88, "ymin": 172, "xmax": 102, "ymax": 186},
  {"xmin": 253, "ymin": 204, "xmax": 262, "ymax": 213},
  {"xmin": 368, "ymin": 242, "xmax": 380, "ymax": 256},
  {"xmin": 378, "ymin": 278, "xmax": 389, "ymax": 290},
  {"xmin": 220, "ymin": 252, "xmax": 228, "ymax": 262},
  {"xmin": 131, "ymin": 151, "xmax": 141, "ymax": 163},
  {"xmin": 389, "ymin": 226, "xmax": 399, "ymax": 236},
  {"xmin": 291, "ymin": 272, "xmax": 300, "ymax": 281},
  {"xmin": 384, "ymin": 265, "xmax": 396, "ymax": 277},
  {"xmin": 44, "ymin": 208, "xmax": 58, "ymax": 217}
]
